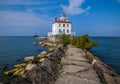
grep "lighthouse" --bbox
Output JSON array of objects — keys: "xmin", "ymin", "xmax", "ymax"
[{"xmin": 48, "ymin": 13, "xmax": 75, "ymax": 37}]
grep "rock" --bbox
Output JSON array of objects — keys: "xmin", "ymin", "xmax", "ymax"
[
  {"xmin": 14, "ymin": 63, "xmax": 26, "ymax": 68},
  {"xmin": 103, "ymin": 73, "xmax": 116, "ymax": 84},
  {"xmin": 25, "ymin": 64, "xmax": 36, "ymax": 71},
  {"xmin": 47, "ymin": 47, "xmax": 65, "ymax": 61},
  {"xmin": 57, "ymin": 44, "xmax": 62, "ymax": 47},
  {"xmin": 62, "ymin": 65, "xmax": 88, "ymax": 74},
  {"xmin": 4, "ymin": 68, "xmax": 18, "ymax": 76},
  {"xmin": 55, "ymin": 74, "xmax": 101, "ymax": 84},
  {"xmin": 66, "ymin": 47, "xmax": 85, "ymax": 57},
  {"xmin": 46, "ymin": 43, "xmax": 53, "ymax": 46},
  {"xmin": 66, "ymin": 56, "xmax": 89, "ymax": 62},
  {"xmin": 10, "ymin": 65, "xmax": 55, "ymax": 84},
  {"xmin": 24, "ymin": 56, "xmax": 34, "ymax": 62},
  {"xmin": 93, "ymin": 58, "xmax": 120, "ymax": 84},
  {"xmin": 25, "ymin": 66, "xmax": 54, "ymax": 84},
  {"xmin": 39, "ymin": 58, "xmax": 45, "ymax": 62},
  {"xmin": 41, "ymin": 58, "xmax": 58, "ymax": 76},
  {"xmin": 37, "ymin": 51, "xmax": 47, "ymax": 58},
  {"xmin": 48, "ymin": 47, "xmax": 55, "ymax": 52},
  {"xmin": 115, "ymin": 77, "xmax": 120, "ymax": 84},
  {"xmin": 56, "ymin": 45, "xmax": 102, "ymax": 84},
  {"xmin": 10, "ymin": 77, "xmax": 31, "ymax": 84},
  {"xmin": 61, "ymin": 58, "xmax": 91, "ymax": 67},
  {"xmin": 12, "ymin": 68, "xmax": 25, "ymax": 77},
  {"xmin": 75, "ymin": 68, "xmax": 102, "ymax": 82},
  {"xmin": 47, "ymin": 52, "xmax": 60, "ymax": 61},
  {"xmin": 37, "ymin": 42, "xmax": 43, "ymax": 45},
  {"xmin": 41, "ymin": 51, "xmax": 47, "ymax": 55}
]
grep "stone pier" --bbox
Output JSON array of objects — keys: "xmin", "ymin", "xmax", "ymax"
[{"xmin": 55, "ymin": 45, "xmax": 102, "ymax": 84}]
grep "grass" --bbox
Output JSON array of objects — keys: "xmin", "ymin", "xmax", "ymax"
[{"xmin": 87, "ymin": 54, "xmax": 94, "ymax": 63}]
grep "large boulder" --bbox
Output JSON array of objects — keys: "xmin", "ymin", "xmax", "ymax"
[
  {"xmin": 10, "ymin": 65, "xmax": 55, "ymax": 84},
  {"xmin": 93, "ymin": 59, "xmax": 120, "ymax": 84},
  {"xmin": 25, "ymin": 63, "xmax": 36, "ymax": 71},
  {"xmin": 41, "ymin": 58, "xmax": 58, "ymax": 76},
  {"xmin": 47, "ymin": 47, "xmax": 65, "ymax": 61},
  {"xmin": 37, "ymin": 51, "xmax": 47, "ymax": 58},
  {"xmin": 25, "ymin": 66, "xmax": 54, "ymax": 84},
  {"xmin": 10, "ymin": 77, "xmax": 31, "ymax": 84},
  {"xmin": 24, "ymin": 56, "xmax": 34, "ymax": 62}
]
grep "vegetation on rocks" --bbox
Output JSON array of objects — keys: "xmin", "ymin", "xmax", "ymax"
[
  {"xmin": 87, "ymin": 54, "xmax": 94, "ymax": 63},
  {"xmin": 71, "ymin": 34, "xmax": 97, "ymax": 50},
  {"xmin": 60, "ymin": 34, "xmax": 97, "ymax": 50},
  {"xmin": 60, "ymin": 34, "xmax": 70, "ymax": 46}
]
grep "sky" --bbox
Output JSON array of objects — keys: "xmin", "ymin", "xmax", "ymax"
[{"xmin": 0, "ymin": 0, "xmax": 120, "ymax": 36}]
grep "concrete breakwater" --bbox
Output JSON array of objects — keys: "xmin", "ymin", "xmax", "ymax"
[
  {"xmin": 3, "ymin": 41, "xmax": 120, "ymax": 84},
  {"xmin": 56, "ymin": 45, "xmax": 101, "ymax": 84},
  {"xmin": 56, "ymin": 45, "xmax": 120, "ymax": 84}
]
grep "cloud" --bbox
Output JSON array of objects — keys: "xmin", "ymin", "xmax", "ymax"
[
  {"xmin": 0, "ymin": 0, "xmax": 63, "ymax": 36},
  {"xmin": 61, "ymin": 0, "xmax": 91, "ymax": 15},
  {"xmin": 0, "ymin": 10, "xmax": 52, "ymax": 36},
  {"xmin": 0, "ymin": 10, "xmax": 51, "ymax": 27}
]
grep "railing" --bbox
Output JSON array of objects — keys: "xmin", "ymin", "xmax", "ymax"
[{"xmin": 48, "ymin": 32, "xmax": 75, "ymax": 37}]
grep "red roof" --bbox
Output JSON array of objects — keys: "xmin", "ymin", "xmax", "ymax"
[{"xmin": 53, "ymin": 20, "xmax": 71, "ymax": 23}]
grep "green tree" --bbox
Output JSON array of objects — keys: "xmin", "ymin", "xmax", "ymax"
[
  {"xmin": 71, "ymin": 34, "xmax": 97, "ymax": 50},
  {"xmin": 60, "ymin": 34, "xmax": 70, "ymax": 46}
]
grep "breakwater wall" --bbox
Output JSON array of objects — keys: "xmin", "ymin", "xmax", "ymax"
[
  {"xmin": 56, "ymin": 45, "xmax": 120, "ymax": 84},
  {"xmin": 2, "ymin": 41, "xmax": 120, "ymax": 84}
]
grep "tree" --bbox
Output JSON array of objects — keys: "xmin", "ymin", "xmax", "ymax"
[
  {"xmin": 71, "ymin": 34, "xmax": 97, "ymax": 50},
  {"xmin": 60, "ymin": 34, "xmax": 70, "ymax": 46}
]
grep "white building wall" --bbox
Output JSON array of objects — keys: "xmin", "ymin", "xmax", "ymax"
[
  {"xmin": 52, "ymin": 23, "xmax": 58, "ymax": 35},
  {"xmin": 52, "ymin": 23, "xmax": 71, "ymax": 35}
]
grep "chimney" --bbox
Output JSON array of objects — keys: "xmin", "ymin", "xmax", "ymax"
[{"xmin": 54, "ymin": 17, "xmax": 57, "ymax": 22}]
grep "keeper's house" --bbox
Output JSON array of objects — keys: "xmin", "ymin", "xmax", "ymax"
[{"xmin": 48, "ymin": 13, "xmax": 75, "ymax": 37}]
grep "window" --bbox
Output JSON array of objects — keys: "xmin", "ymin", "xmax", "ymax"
[
  {"xmin": 63, "ymin": 24, "xmax": 65, "ymax": 27},
  {"xmin": 67, "ymin": 24, "xmax": 69, "ymax": 27},
  {"xmin": 59, "ymin": 24, "xmax": 61, "ymax": 27},
  {"xmin": 59, "ymin": 29, "xmax": 61, "ymax": 33},
  {"xmin": 67, "ymin": 29, "xmax": 69, "ymax": 33}
]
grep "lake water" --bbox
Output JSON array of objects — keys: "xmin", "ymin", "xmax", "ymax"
[
  {"xmin": 91, "ymin": 37, "xmax": 120, "ymax": 75},
  {"xmin": 0, "ymin": 36, "xmax": 120, "ymax": 78},
  {"xmin": 0, "ymin": 36, "xmax": 47, "ymax": 77}
]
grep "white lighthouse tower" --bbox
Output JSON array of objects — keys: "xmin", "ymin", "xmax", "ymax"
[{"xmin": 48, "ymin": 13, "xmax": 75, "ymax": 37}]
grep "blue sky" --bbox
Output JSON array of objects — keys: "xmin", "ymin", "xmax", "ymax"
[{"xmin": 0, "ymin": 0, "xmax": 120, "ymax": 36}]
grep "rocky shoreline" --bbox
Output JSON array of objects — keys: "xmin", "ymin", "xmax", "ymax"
[
  {"xmin": 1, "ymin": 41, "xmax": 65, "ymax": 84},
  {"xmin": 1, "ymin": 39, "xmax": 120, "ymax": 84}
]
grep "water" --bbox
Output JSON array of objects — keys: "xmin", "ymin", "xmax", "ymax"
[
  {"xmin": 0, "ymin": 36, "xmax": 47, "ymax": 77},
  {"xmin": 90, "ymin": 37, "xmax": 120, "ymax": 75},
  {"xmin": 0, "ymin": 37, "xmax": 120, "ymax": 78}
]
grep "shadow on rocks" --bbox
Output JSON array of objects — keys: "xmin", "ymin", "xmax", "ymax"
[{"xmin": 10, "ymin": 46, "xmax": 65, "ymax": 84}]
